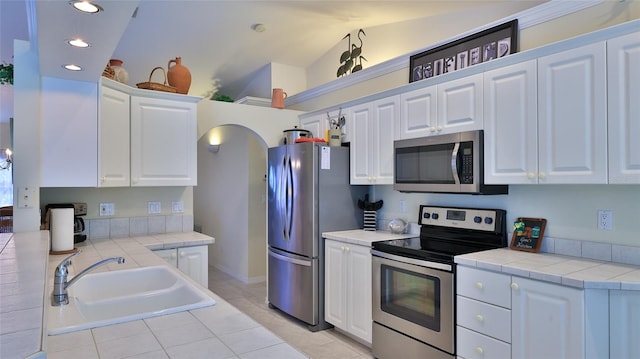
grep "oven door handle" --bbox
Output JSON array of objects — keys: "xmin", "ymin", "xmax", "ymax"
[{"xmin": 371, "ymin": 249, "xmax": 452, "ymax": 272}]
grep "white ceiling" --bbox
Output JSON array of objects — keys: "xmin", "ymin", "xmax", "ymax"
[{"xmin": 1, "ymin": 0, "xmax": 548, "ymax": 123}]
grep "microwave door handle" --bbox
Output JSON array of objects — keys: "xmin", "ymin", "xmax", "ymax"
[{"xmin": 451, "ymin": 142, "xmax": 461, "ymax": 185}]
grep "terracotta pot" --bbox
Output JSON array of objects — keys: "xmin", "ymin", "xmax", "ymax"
[
  {"xmin": 167, "ymin": 57, "xmax": 191, "ymax": 94},
  {"xmin": 109, "ymin": 59, "xmax": 129, "ymax": 84}
]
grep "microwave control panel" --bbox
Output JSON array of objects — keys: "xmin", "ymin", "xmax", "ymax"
[{"xmin": 459, "ymin": 141, "xmax": 474, "ymax": 184}]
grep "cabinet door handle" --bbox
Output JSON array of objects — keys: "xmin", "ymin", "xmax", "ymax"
[
  {"xmin": 475, "ymin": 347, "xmax": 484, "ymax": 355},
  {"xmin": 171, "ymin": 252, "xmax": 177, "ymax": 259},
  {"xmin": 475, "ymin": 282, "xmax": 484, "ymax": 290},
  {"xmin": 476, "ymin": 314, "xmax": 484, "ymax": 322},
  {"xmin": 538, "ymin": 172, "xmax": 546, "ymax": 180},
  {"xmin": 511, "ymin": 282, "xmax": 519, "ymax": 290},
  {"xmin": 180, "ymin": 251, "xmax": 186, "ymax": 257},
  {"xmin": 527, "ymin": 172, "xmax": 535, "ymax": 179},
  {"xmin": 345, "ymin": 246, "xmax": 350, "ymax": 252}
]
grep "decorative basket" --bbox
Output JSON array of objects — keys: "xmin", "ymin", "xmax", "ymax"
[
  {"xmin": 102, "ymin": 63, "xmax": 115, "ymax": 80},
  {"xmin": 136, "ymin": 66, "xmax": 177, "ymax": 93}
]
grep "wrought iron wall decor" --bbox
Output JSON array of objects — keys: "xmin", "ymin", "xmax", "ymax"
[
  {"xmin": 337, "ymin": 29, "xmax": 367, "ymax": 77},
  {"xmin": 409, "ymin": 19, "xmax": 518, "ymax": 83}
]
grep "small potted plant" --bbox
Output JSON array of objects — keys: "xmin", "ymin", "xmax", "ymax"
[{"xmin": 0, "ymin": 62, "xmax": 13, "ymax": 85}]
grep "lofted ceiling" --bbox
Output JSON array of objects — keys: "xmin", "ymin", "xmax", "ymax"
[{"xmin": 1, "ymin": 0, "xmax": 549, "ymax": 123}]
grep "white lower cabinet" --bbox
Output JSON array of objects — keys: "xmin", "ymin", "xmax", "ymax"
[
  {"xmin": 610, "ymin": 290, "xmax": 640, "ymax": 358},
  {"xmin": 457, "ymin": 266, "xmax": 607, "ymax": 359},
  {"xmin": 324, "ymin": 238, "xmax": 372, "ymax": 344},
  {"xmin": 154, "ymin": 245, "xmax": 208, "ymax": 287}
]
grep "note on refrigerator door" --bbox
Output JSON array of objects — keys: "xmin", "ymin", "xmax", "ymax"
[{"xmin": 321, "ymin": 146, "xmax": 331, "ymax": 169}]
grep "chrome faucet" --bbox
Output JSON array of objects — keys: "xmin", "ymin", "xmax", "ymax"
[{"xmin": 51, "ymin": 250, "xmax": 125, "ymax": 306}]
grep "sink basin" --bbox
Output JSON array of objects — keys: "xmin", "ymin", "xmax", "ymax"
[{"xmin": 48, "ymin": 265, "xmax": 216, "ymax": 335}]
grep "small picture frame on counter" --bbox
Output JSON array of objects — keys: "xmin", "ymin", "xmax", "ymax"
[{"xmin": 510, "ymin": 217, "xmax": 547, "ymax": 253}]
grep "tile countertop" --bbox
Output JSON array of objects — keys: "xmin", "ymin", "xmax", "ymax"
[
  {"xmin": 0, "ymin": 231, "xmax": 307, "ymax": 359},
  {"xmin": 455, "ymin": 248, "xmax": 640, "ymax": 291},
  {"xmin": 323, "ymin": 229, "xmax": 418, "ymax": 246}
]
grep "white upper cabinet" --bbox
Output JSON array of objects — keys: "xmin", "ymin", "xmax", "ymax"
[
  {"xmin": 41, "ymin": 77, "xmax": 99, "ymax": 187},
  {"xmin": 483, "ymin": 60, "xmax": 538, "ymax": 184},
  {"xmin": 130, "ymin": 95, "xmax": 198, "ymax": 186},
  {"xmin": 397, "ymin": 74, "xmax": 482, "ymax": 140},
  {"xmin": 299, "ymin": 112, "xmax": 326, "ymax": 141},
  {"xmin": 537, "ymin": 42, "xmax": 607, "ymax": 184},
  {"xmin": 397, "ymin": 84, "xmax": 437, "ymax": 139},
  {"xmin": 349, "ymin": 96, "xmax": 397, "ymax": 185},
  {"xmin": 607, "ymin": 32, "xmax": 640, "ymax": 184},
  {"xmin": 437, "ymin": 73, "xmax": 483, "ymax": 134},
  {"xmin": 99, "ymin": 85, "xmax": 131, "ymax": 187}
]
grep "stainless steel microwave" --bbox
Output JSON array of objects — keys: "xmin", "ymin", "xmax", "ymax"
[{"xmin": 394, "ymin": 130, "xmax": 508, "ymax": 194}]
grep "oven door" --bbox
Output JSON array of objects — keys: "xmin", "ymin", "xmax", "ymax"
[{"xmin": 372, "ymin": 250, "xmax": 454, "ymax": 354}]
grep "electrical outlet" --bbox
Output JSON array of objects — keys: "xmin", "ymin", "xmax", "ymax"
[
  {"xmin": 99, "ymin": 203, "xmax": 114, "ymax": 216},
  {"xmin": 598, "ymin": 210, "xmax": 613, "ymax": 230},
  {"xmin": 148, "ymin": 201, "xmax": 161, "ymax": 214},
  {"xmin": 400, "ymin": 200, "xmax": 406, "ymax": 213},
  {"xmin": 171, "ymin": 201, "xmax": 184, "ymax": 213}
]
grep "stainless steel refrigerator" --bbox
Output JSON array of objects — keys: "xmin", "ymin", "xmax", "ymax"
[{"xmin": 267, "ymin": 142, "xmax": 366, "ymax": 331}]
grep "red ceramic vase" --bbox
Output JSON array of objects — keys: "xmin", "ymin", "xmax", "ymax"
[{"xmin": 167, "ymin": 57, "xmax": 191, "ymax": 94}]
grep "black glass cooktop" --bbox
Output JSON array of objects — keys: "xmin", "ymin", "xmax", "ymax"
[{"xmin": 372, "ymin": 235, "xmax": 504, "ymax": 265}]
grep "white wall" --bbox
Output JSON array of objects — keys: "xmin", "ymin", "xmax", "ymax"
[
  {"xmin": 306, "ymin": 1, "xmax": 544, "ymax": 89},
  {"xmin": 195, "ymin": 124, "xmax": 266, "ymax": 283},
  {"xmin": 374, "ymin": 185, "xmax": 640, "ymax": 247}
]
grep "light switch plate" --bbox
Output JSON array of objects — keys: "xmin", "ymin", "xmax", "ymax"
[
  {"xmin": 171, "ymin": 201, "xmax": 184, "ymax": 213},
  {"xmin": 17, "ymin": 187, "xmax": 37, "ymax": 208},
  {"xmin": 99, "ymin": 203, "xmax": 115, "ymax": 216},
  {"xmin": 148, "ymin": 201, "xmax": 161, "ymax": 214}
]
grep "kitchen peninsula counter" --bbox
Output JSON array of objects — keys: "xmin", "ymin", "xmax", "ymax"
[
  {"xmin": 455, "ymin": 248, "xmax": 640, "ymax": 290},
  {"xmin": 323, "ymin": 229, "xmax": 417, "ymax": 246},
  {"xmin": 0, "ymin": 231, "xmax": 306, "ymax": 359}
]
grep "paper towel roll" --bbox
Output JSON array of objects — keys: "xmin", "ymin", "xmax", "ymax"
[{"xmin": 51, "ymin": 208, "xmax": 74, "ymax": 252}]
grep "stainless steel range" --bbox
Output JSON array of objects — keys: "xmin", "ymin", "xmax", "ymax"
[{"xmin": 371, "ymin": 205, "xmax": 507, "ymax": 359}]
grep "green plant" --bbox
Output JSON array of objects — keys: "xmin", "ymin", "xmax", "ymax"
[
  {"xmin": 0, "ymin": 63, "xmax": 13, "ymax": 85},
  {"xmin": 213, "ymin": 93, "xmax": 233, "ymax": 102}
]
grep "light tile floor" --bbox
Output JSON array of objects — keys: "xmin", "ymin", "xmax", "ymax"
[{"xmin": 208, "ymin": 266, "xmax": 374, "ymax": 359}]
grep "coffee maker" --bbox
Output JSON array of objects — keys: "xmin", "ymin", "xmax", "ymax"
[{"xmin": 44, "ymin": 203, "xmax": 87, "ymax": 243}]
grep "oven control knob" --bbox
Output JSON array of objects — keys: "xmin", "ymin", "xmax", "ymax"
[
  {"xmin": 484, "ymin": 217, "xmax": 493, "ymax": 225},
  {"xmin": 474, "ymin": 216, "xmax": 482, "ymax": 224},
  {"xmin": 432, "ymin": 213, "xmax": 439, "ymax": 220},
  {"xmin": 423, "ymin": 212, "xmax": 430, "ymax": 219},
  {"xmin": 476, "ymin": 347, "xmax": 484, "ymax": 355}
]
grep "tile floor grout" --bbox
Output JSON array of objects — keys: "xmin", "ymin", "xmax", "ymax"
[{"xmin": 207, "ymin": 266, "xmax": 374, "ymax": 359}]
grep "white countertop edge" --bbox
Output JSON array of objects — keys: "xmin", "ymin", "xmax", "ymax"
[
  {"xmin": 455, "ymin": 248, "xmax": 640, "ymax": 291},
  {"xmin": 322, "ymin": 229, "xmax": 418, "ymax": 247}
]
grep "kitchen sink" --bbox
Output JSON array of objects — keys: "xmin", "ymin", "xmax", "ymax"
[{"xmin": 48, "ymin": 265, "xmax": 216, "ymax": 335}]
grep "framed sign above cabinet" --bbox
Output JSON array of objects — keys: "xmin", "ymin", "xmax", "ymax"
[{"xmin": 410, "ymin": 19, "xmax": 519, "ymax": 83}]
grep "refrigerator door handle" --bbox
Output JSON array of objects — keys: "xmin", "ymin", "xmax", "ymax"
[
  {"xmin": 269, "ymin": 248, "xmax": 311, "ymax": 267},
  {"xmin": 286, "ymin": 154, "xmax": 294, "ymax": 240},
  {"xmin": 278, "ymin": 155, "xmax": 288, "ymax": 239}
]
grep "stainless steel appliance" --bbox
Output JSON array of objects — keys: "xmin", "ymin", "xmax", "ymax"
[
  {"xmin": 394, "ymin": 130, "xmax": 508, "ymax": 194},
  {"xmin": 372, "ymin": 205, "xmax": 507, "ymax": 359},
  {"xmin": 267, "ymin": 142, "xmax": 367, "ymax": 331}
]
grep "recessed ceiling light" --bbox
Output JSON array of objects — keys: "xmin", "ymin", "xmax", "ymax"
[
  {"xmin": 63, "ymin": 64, "xmax": 82, "ymax": 71},
  {"xmin": 70, "ymin": 1, "xmax": 103, "ymax": 14},
  {"xmin": 68, "ymin": 38, "xmax": 90, "ymax": 48}
]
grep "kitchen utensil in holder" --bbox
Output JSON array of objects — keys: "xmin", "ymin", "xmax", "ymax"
[
  {"xmin": 136, "ymin": 67, "xmax": 178, "ymax": 93},
  {"xmin": 364, "ymin": 210, "xmax": 377, "ymax": 231}
]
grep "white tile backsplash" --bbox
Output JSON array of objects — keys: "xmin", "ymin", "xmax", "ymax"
[
  {"xmin": 148, "ymin": 216, "xmax": 166, "ymax": 234},
  {"xmin": 109, "ymin": 218, "xmax": 130, "ymax": 238},
  {"xmin": 88, "ymin": 219, "xmax": 110, "ymax": 239},
  {"xmin": 165, "ymin": 216, "xmax": 182, "ymax": 233},
  {"xmin": 85, "ymin": 215, "xmax": 194, "ymax": 239}
]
